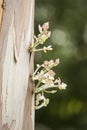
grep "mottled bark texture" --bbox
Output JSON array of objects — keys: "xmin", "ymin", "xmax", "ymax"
[{"xmin": 0, "ymin": 0, "xmax": 35, "ymax": 130}]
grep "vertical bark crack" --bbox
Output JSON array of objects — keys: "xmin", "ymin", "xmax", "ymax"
[{"xmin": 0, "ymin": 0, "xmax": 5, "ymax": 31}]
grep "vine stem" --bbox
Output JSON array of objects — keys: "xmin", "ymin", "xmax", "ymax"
[
  {"xmin": 35, "ymin": 102, "xmax": 46, "ymax": 110},
  {"xmin": 34, "ymin": 84, "xmax": 59, "ymax": 93},
  {"xmin": 31, "ymin": 48, "xmax": 44, "ymax": 52}
]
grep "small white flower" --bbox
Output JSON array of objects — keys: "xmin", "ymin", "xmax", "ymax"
[
  {"xmin": 46, "ymin": 45, "xmax": 53, "ymax": 50},
  {"xmin": 43, "ymin": 47, "xmax": 47, "ymax": 53},
  {"xmin": 36, "ymin": 93, "xmax": 41, "ymax": 100},
  {"xmin": 38, "ymin": 24, "xmax": 42, "ymax": 33},
  {"xmin": 47, "ymin": 31, "xmax": 51, "ymax": 38},
  {"xmin": 44, "ymin": 98, "xmax": 49, "ymax": 107},
  {"xmin": 44, "ymin": 73, "xmax": 54, "ymax": 80},
  {"xmin": 58, "ymin": 82, "xmax": 67, "ymax": 90},
  {"xmin": 36, "ymin": 64, "xmax": 40, "ymax": 68},
  {"xmin": 42, "ymin": 22, "xmax": 49, "ymax": 31},
  {"xmin": 39, "ymin": 34, "xmax": 48, "ymax": 44},
  {"xmin": 55, "ymin": 58, "xmax": 60, "ymax": 66},
  {"xmin": 39, "ymin": 95, "xmax": 45, "ymax": 100}
]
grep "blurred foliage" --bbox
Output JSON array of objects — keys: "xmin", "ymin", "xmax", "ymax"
[{"xmin": 35, "ymin": 0, "xmax": 87, "ymax": 130}]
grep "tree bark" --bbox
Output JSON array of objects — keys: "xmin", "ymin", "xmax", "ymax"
[{"xmin": 0, "ymin": 0, "xmax": 35, "ymax": 130}]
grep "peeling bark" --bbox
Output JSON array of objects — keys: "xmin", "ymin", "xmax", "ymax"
[{"xmin": 0, "ymin": 0, "xmax": 35, "ymax": 130}]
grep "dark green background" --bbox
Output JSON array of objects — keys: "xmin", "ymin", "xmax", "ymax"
[{"xmin": 35, "ymin": 0, "xmax": 87, "ymax": 130}]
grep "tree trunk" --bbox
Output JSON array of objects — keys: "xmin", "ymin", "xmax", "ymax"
[{"xmin": 0, "ymin": 0, "xmax": 35, "ymax": 130}]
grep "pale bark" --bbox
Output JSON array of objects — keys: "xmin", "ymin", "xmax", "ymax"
[{"xmin": 0, "ymin": 0, "xmax": 35, "ymax": 130}]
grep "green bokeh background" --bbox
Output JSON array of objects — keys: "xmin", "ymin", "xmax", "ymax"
[{"xmin": 35, "ymin": 0, "xmax": 87, "ymax": 130}]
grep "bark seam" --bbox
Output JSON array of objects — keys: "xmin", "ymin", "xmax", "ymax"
[{"xmin": 0, "ymin": 0, "xmax": 6, "ymax": 31}]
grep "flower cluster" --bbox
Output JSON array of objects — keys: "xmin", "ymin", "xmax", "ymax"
[
  {"xmin": 32, "ymin": 59, "xmax": 67, "ymax": 110},
  {"xmin": 29, "ymin": 22, "xmax": 52, "ymax": 53},
  {"xmin": 30, "ymin": 22, "xmax": 67, "ymax": 110}
]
